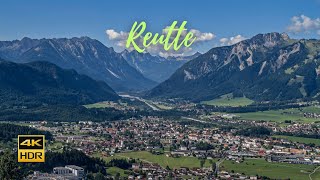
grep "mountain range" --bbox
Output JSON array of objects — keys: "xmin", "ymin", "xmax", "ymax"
[
  {"xmin": 147, "ymin": 32, "xmax": 320, "ymax": 102},
  {"xmin": 0, "ymin": 60, "xmax": 119, "ymax": 106},
  {"xmin": 0, "ymin": 37, "xmax": 156, "ymax": 91},
  {"xmin": 2, "ymin": 33, "xmax": 320, "ymax": 104},
  {"xmin": 121, "ymin": 50, "xmax": 200, "ymax": 82}
]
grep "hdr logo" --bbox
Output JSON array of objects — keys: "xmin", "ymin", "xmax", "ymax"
[{"xmin": 18, "ymin": 135, "xmax": 45, "ymax": 163}]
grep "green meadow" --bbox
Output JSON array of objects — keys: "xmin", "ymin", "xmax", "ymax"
[
  {"xmin": 221, "ymin": 158, "xmax": 319, "ymax": 180},
  {"xmin": 98, "ymin": 153, "xmax": 320, "ymax": 180},
  {"xmin": 273, "ymin": 135, "xmax": 320, "ymax": 146},
  {"xmin": 201, "ymin": 93, "xmax": 254, "ymax": 107},
  {"xmin": 83, "ymin": 101, "xmax": 113, "ymax": 108},
  {"xmin": 233, "ymin": 106, "xmax": 320, "ymax": 123},
  {"xmin": 106, "ymin": 167, "xmax": 129, "ymax": 178},
  {"xmin": 96, "ymin": 151, "xmax": 214, "ymax": 169}
]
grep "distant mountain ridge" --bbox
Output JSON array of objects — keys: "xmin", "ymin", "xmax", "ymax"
[
  {"xmin": 167, "ymin": 52, "xmax": 202, "ymax": 61},
  {"xmin": 121, "ymin": 50, "xmax": 201, "ymax": 82},
  {"xmin": 0, "ymin": 60, "xmax": 119, "ymax": 106},
  {"xmin": 0, "ymin": 37, "xmax": 156, "ymax": 91},
  {"xmin": 147, "ymin": 32, "xmax": 320, "ymax": 102}
]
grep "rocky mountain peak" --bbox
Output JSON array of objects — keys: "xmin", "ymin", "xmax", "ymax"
[
  {"xmin": 249, "ymin": 32, "xmax": 290, "ymax": 48},
  {"xmin": 0, "ymin": 37, "xmax": 156, "ymax": 91},
  {"xmin": 147, "ymin": 32, "xmax": 317, "ymax": 102}
]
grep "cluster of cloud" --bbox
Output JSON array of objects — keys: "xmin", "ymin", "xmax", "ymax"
[
  {"xmin": 287, "ymin": 15, "xmax": 320, "ymax": 35},
  {"xmin": 106, "ymin": 27, "xmax": 215, "ymax": 57},
  {"xmin": 105, "ymin": 29, "xmax": 129, "ymax": 47},
  {"xmin": 190, "ymin": 29, "xmax": 215, "ymax": 42},
  {"xmin": 219, "ymin": 35, "xmax": 246, "ymax": 46},
  {"xmin": 106, "ymin": 15, "xmax": 320, "ymax": 57}
]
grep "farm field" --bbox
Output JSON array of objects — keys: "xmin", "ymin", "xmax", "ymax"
[
  {"xmin": 97, "ymin": 151, "xmax": 214, "ymax": 169},
  {"xmin": 273, "ymin": 135, "xmax": 320, "ymax": 146},
  {"xmin": 201, "ymin": 93, "xmax": 254, "ymax": 107},
  {"xmin": 310, "ymin": 167, "xmax": 320, "ymax": 180},
  {"xmin": 106, "ymin": 167, "xmax": 128, "ymax": 178},
  {"xmin": 154, "ymin": 103, "xmax": 173, "ymax": 110},
  {"xmin": 220, "ymin": 158, "xmax": 319, "ymax": 180},
  {"xmin": 83, "ymin": 101, "xmax": 113, "ymax": 108},
  {"xmin": 233, "ymin": 106, "xmax": 320, "ymax": 123}
]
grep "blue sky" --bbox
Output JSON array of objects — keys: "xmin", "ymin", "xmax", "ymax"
[{"xmin": 0, "ymin": 0, "xmax": 319, "ymax": 55}]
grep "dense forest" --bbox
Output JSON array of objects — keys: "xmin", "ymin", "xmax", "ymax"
[
  {"xmin": 107, "ymin": 159, "xmax": 134, "ymax": 169},
  {"xmin": 0, "ymin": 104, "xmax": 196, "ymax": 122},
  {"xmin": 0, "ymin": 123, "xmax": 52, "ymax": 142},
  {"xmin": 235, "ymin": 126, "xmax": 271, "ymax": 137},
  {"xmin": 0, "ymin": 60, "xmax": 119, "ymax": 106},
  {"xmin": 22, "ymin": 149, "xmax": 107, "ymax": 175}
]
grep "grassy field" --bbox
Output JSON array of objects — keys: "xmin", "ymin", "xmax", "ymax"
[
  {"xmin": 106, "ymin": 167, "xmax": 128, "ymax": 177},
  {"xmin": 273, "ymin": 135, "xmax": 320, "ymax": 146},
  {"xmin": 83, "ymin": 101, "xmax": 113, "ymax": 108},
  {"xmin": 302, "ymin": 106, "xmax": 320, "ymax": 113},
  {"xmin": 201, "ymin": 93, "xmax": 254, "ymax": 107},
  {"xmin": 98, "ymin": 151, "xmax": 214, "ymax": 169},
  {"xmin": 233, "ymin": 106, "xmax": 320, "ymax": 123},
  {"xmin": 91, "ymin": 153, "xmax": 118, "ymax": 162},
  {"xmin": 154, "ymin": 104, "xmax": 173, "ymax": 110},
  {"xmin": 221, "ymin": 158, "xmax": 319, "ymax": 180},
  {"xmin": 98, "ymin": 153, "xmax": 320, "ymax": 179},
  {"xmin": 144, "ymin": 100, "xmax": 173, "ymax": 110},
  {"xmin": 310, "ymin": 168, "xmax": 320, "ymax": 180}
]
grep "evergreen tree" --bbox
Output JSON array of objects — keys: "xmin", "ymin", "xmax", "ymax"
[{"xmin": 0, "ymin": 152, "xmax": 23, "ymax": 180}]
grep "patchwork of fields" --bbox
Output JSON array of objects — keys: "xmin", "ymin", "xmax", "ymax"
[
  {"xmin": 95, "ymin": 152, "xmax": 320, "ymax": 180},
  {"xmin": 233, "ymin": 106, "xmax": 320, "ymax": 123}
]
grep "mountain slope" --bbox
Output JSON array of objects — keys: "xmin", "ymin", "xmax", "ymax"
[
  {"xmin": 0, "ymin": 37, "xmax": 156, "ymax": 91},
  {"xmin": 0, "ymin": 37, "xmax": 41, "ymax": 60},
  {"xmin": 0, "ymin": 60, "xmax": 119, "ymax": 106},
  {"xmin": 147, "ymin": 32, "xmax": 320, "ymax": 102},
  {"xmin": 121, "ymin": 50, "xmax": 199, "ymax": 83}
]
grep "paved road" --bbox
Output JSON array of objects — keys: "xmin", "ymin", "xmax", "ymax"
[
  {"xmin": 214, "ymin": 158, "xmax": 225, "ymax": 175},
  {"xmin": 120, "ymin": 94, "xmax": 160, "ymax": 111}
]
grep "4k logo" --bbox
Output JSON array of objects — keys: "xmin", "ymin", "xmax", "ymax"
[
  {"xmin": 18, "ymin": 135, "xmax": 45, "ymax": 162},
  {"xmin": 20, "ymin": 139, "xmax": 42, "ymax": 147}
]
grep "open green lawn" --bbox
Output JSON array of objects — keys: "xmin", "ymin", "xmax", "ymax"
[
  {"xmin": 221, "ymin": 158, "xmax": 319, "ymax": 180},
  {"xmin": 273, "ymin": 135, "xmax": 320, "ymax": 146},
  {"xmin": 100, "ymin": 151, "xmax": 214, "ymax": 169},
  {"xmin": 154, "ymin": 104, "xmax": 173, "ymax": 110},
  {"xmin": 144, "ymin": 100, "xmax": 173, "ymax": 110},
  {"xmin": 106, "ymin": 167, "xmax": 128, "ymax": 177},
  {"xmin": 83, "ymin": 101, "xmax": 113, "ymax": 108},
  {"xmin": 233, "ymin": 106, "xmax": 320, "ymax": 123},
  {"xmin": 201, "ymin": 93, "xmax": 254, "ymax": 107},
  {"xmin": 310, "ymin": 168, "xmax": 320, "ymax": 180},
  {"xmin": 302, "ymin": 106, "xmax": 320, "ymax": 113}
]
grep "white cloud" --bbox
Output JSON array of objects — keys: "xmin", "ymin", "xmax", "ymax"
[
  {"xmin": 105, "ymin": 29, "xmax": 128, "ymax": 40},
  {"xmin": 219, "ymin": 38, "xmax": 229, "ymax": 45},
  {"xmin": 105, "ymin": 27, "xmax": 215, "ymax": 57},
  {"xmin": 190, "ymin": 29, "xmax": 215, "ymax": 42},
  {"xmin": 219, "ymin": 35, "xmax": 246, "ymax": 46},
  {"xmin": 287, "ymin": 15, "xmax": 320, "ymax": 33}
]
